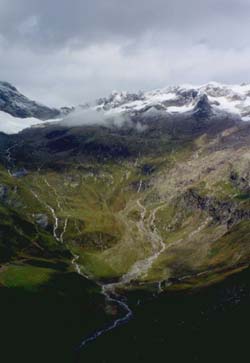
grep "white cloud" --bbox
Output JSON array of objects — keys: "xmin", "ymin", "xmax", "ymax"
[{"xmin": 60, "ymin": 107, "xmax": 132, "ymax": 129}]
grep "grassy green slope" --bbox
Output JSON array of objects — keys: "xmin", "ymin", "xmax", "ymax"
[{"xmin": 1, "ymin": 119, "xmax": 250, "ymax": 293}]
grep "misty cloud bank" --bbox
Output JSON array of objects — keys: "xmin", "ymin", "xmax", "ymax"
[
  {"xmin": 0, "ymin": 0, "xmax": 250, "ymax": 106},
  {"xmin": 60, "ymin": 108, "xmax": 147, "ymax": 131}
]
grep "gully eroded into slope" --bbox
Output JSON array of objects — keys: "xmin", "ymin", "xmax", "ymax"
[
  {"xmin": 31, "ymin": 172, "xmax": 134, "ymax": 350},
  {"xmin": 29, "ymin": 173, "xmax": 171, "ymax": 349}
]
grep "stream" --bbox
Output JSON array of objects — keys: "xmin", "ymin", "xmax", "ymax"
[
  {"xmin": 3, "ymin": 145, "xmax": 250, "ymax": 363},
  {"xmin": 3, "ymin": 144, "xmax": 167, "ymax": 351},
  {"xmin": 36, "ymin": 175, "xmax": 135, "ymax": 350}
]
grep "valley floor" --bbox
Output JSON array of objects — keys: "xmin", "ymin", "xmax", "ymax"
[{"xmin": 1, "ymin": 261, "xmax": 250, "ymax": 362}]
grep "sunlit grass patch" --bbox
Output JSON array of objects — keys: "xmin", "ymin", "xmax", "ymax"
[{"xmin": 0, "ymin": 264, "xmax": 55, "ymax": 291}]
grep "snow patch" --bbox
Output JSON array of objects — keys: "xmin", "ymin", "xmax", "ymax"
[
  {"xmin": 0, "ymin": 111, "xmax": 61, "ymax": 134},
  {"xmin": 0, "ymin": 111, "xmax": 41, "ymax": 134},
  {"xmin": 167, "ymin": 103, "xmax": 194, "ymax": 113}
]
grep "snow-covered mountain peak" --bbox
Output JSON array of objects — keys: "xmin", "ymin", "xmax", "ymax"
[
  {"xmin": 95, "ymin": 82, "xmax": 250, "ymax": 121},
  {"xmin": 1, "ymin": 81, "xmax": 250, "ymax": 135},
  {"xmin": 0, "ymin": 81, "xmax": 61, "ymax": 120}
]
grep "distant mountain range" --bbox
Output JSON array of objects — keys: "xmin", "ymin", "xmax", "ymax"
[
  {"xmin": 95, "ymin": 81, "xmax": 250, "ymax": 119},
  {"xmin": 1, "ymin": 81, "xmax": 250, "ymax": 134}
]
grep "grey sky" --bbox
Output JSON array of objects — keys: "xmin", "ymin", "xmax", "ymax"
[{"xmin": 0, "ymin": 0, "xmax": 249, "ymax": 106}]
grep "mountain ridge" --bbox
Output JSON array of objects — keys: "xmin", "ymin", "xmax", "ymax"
[
  {"xmin": 0, "ymin": 81, "xmax": 62, "ymax": 120},
  {"xmin": 1, "ymin": 81, "xmax": 250, "ymax": 135},
  {"xmin": 94, "ymin": 81, "xmax": 250, "ymax": 121}
]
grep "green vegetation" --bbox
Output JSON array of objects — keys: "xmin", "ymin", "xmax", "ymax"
[
  {"xmin": 1, "ymin": 119, "xmax": 250, "ymax": 292},
  {"xmin": 0, "ymin": 264, "xmax": 55, "ymax": 291}
]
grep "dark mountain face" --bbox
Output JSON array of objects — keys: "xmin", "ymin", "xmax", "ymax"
[
  {"xmin": 0, "ymin": 81, "xmax": 60, "ymax": 120},
  {"xmin": 3, "ymin": 109, "xmax": 237, "ymax": 171},
  {"xmin": 193, "ymin": 93, "xmax": 213, "ymax": 118}
]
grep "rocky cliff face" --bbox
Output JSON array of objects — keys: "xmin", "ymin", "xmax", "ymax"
[
  {"xmin": 0, "ymin": 81, "xmax": 60, "ymax": 120},
  {"xmin": 183, "ymin": 188, "xmax": 250, "ymax": 228}
]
